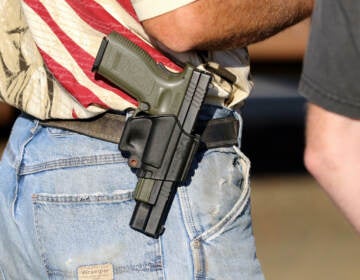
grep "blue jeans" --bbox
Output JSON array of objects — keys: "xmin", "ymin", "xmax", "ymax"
[{"xmin": 0, "ymin": 106, "xmax": 264, "ymax": 280}]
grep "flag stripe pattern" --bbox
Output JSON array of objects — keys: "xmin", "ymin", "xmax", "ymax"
[
  {"xmin": 1, "ymin": 0, "xmax": 252, "ymax": 120},
  {"xmin": 18, "ymin": 0, "xmax": 182, "ymax": 118}
]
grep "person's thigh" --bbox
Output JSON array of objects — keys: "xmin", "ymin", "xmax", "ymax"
[
  {"xmin": 0, "ymin": 111, "xmax": 264, "ymax": 280},
  {"xmin": 161, "ymin": 106, "xmax": 264, "ymax": 279},
  {"xmin": 162, "ymin": 145, "xmax": 264, "ymax": 280}
]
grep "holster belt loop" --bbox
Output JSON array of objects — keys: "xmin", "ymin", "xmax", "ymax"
[{"xmin": 40, "ymin": 112, "xmax": 239, "ymax": 150}]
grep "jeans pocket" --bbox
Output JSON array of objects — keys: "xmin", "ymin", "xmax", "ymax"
[
  {"xmin": 178, "ymin": 146, "xmax": 251, "ymax": 242},
  {"xmin": 32, "ymin": 191, "xmax": 163, "ymax": 280},
  {"xmin": 177, "ymin": 148, "xmax": 263, "ymax": 280}
]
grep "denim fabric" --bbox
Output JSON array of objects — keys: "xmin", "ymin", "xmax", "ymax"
[{"xmin": 0, "ymin": 106, "xmax": 264, "ymax": 280}]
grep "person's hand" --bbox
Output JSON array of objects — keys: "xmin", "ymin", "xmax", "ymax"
[{"xmin": 0, "ymin": 103, "xmax": 16, "ymax": 128}]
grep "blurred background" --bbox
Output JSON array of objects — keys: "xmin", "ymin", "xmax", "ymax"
[
  {"xmin": 0, "ymin": 19, "xmax": 359, "ymax": 280},
  {"xmin": 245, "ymin": 19, "xmax": 360, "ymax": 280}
]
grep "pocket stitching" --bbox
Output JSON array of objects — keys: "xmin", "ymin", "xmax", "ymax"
[
  {"xmin": 32, "ymin": 191, "xmax": 133, "ymax": 204},
  {"xmin": 199, "ymin": 150, "xmax": 251, "ymax": 242},
  {"xmin": 32, "ymin": 191, "xmax": 134, "ymax": 277}
]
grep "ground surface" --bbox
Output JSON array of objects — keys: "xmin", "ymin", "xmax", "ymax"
[{"xmin": 251, "ymin": 174, "xmax": 359, "ymax": 280}]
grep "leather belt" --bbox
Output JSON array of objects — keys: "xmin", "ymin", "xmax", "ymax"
[{"xmin": 40, "ymin": 112, "xmax": 239, "ymax": 150}]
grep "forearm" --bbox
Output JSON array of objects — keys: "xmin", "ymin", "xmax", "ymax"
[
  {"xmin": 142, "ymin": 0, "xmax": 314, "ymax": 52},
  {"xmin": 304, "ymin": 104, "xmax": 360, "ymax": 233}
]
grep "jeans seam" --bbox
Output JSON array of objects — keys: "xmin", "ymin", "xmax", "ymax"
[
  {"xmin": 178, "ymin": 188, "xmax": 201, "ymax": 279},
  {"xmin": 177, "ymin": 187, "xmax": 199, "ymax": 240},
  {"xmin": 159, "ymin": 237, "xmax": 166, "ymax": 280},
  {"xmin": 11, "ymin": 120, "xmax": 40, "ymax": 220},
  {"xmin": 175, "ymin": 193, "xmax": 196, "ymax": 279},
  {"xmin": 192, "ymin": 240, "xmax": 206, "ymax": 280},
  {"xmin": 33, "ymin": 203, "xmax": 52, "ymax": 277}
]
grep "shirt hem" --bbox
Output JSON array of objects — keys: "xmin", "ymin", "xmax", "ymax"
[
  {"xmin": 131, "ymin": 0, "xmax": 196, "ymax": 20},
  {"xmin": 299, "ymin": 74, "xmax": 360, "ymax": 119}
]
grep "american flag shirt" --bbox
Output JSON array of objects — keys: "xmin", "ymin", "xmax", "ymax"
[{"xmin": 0, "ymin": 0, "xmax": 252, "ymax": 120}]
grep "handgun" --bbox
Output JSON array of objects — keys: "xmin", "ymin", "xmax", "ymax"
[{"xmin": 92, "ymin": 32, "xmax": 211, "ymax": 238}]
